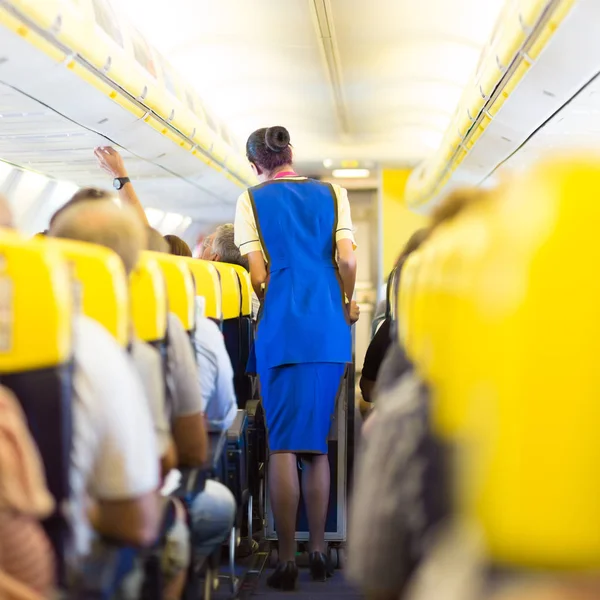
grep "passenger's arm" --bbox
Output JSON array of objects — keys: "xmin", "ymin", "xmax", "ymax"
[
  {"xmin": 160, "ymin": 439, "xmax": 178, "ymax": 479},
  {"xmin": 247, "ymin": 251, "xmax": 268, "ymax": 299},
  {"xmin": 172, "ymin": 413, "xmax": 208, "ymax": 466},
  {"xmin": 337, "ymin": 238, "xmax": 357, "ymax": 301},
  {"xmin": 90, "ymin": 493, "xmax": 161, "ymax": 547},
  {"xmin": 94, "ymin": 146, "xmax": 149, "ymax": 226}
]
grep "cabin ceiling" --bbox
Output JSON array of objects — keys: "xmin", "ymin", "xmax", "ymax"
[{"xmin": 118, "ymin": 0, "xmax": 506, "ymax": 172}]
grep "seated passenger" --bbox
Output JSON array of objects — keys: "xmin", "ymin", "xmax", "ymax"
[
  {"xmin": 164, "ymin": 235, "xmax": 192, "ymax": 257},
  {"xmin": 360, "ymin": 229, "xmax": 428, "ymax": 411},
  {"xmin": 200, "ymin": 233, "xmax": 215, "ymax": 260},
  {"xmin": 204, "ymin": 224, "xmax": 260, "ymax": 319},
  {"xmin": 0, "ymin": 386, "xmax": 55, "ymax": 600},
  {"xmin": 92, "ymin": 147, "xmax": 236, "ymax": 564},
  {"xmin": 348, "ymin": 188, "xmax": 485, "ymax": 599},
  {"xmin": 49, "ymin": 198, "xmax": 177, "ymax": 479},
  {"xmin": 49, "ymin": 197, "xmax": 186, "ymax": 597},
  {"xmin": 2, "ymin": 194, "xmax": 161, "ymax": 572}
]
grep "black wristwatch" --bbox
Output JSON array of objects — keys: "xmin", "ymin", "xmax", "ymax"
[{"xmin": 113, "ymin": 176, "xmax": 130, "ymax": 191}]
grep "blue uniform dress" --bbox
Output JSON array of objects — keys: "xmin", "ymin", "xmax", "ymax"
[{"xmin": 248, "ymin": 178, "xmax": 352, "ymax": 455}]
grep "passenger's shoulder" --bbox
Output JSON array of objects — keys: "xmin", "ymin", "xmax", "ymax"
[
  {"xmin": 195, "ymin": 316, "xmax": 222, "ymax": 339},
  {"xmin": 130, "ymin": 337, "xmax": 161, "ymax": 366},
  {"xmin": 74, "ymin": 314, "xmax": 124, "ymax": 357}
]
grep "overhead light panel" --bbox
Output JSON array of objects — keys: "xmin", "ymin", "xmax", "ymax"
[{"xmin": 332, "ymin": 168, "xmax": 370, "ymax": 178}]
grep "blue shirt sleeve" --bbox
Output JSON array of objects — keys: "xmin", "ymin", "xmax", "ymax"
[{"xmin": 193, "ymin": 318, "xmax": 237, "ymax": 431}]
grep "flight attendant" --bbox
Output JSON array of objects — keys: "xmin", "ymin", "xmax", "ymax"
[{"xmin": 234, "ymin": 126, "xmax": 358, "ymax": 590}]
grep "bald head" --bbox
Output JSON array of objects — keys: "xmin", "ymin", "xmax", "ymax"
[
  {"xmin": 0, "ymin": 194, "xmax": 14, "ymax": 229},
  {"xmin": 146, "ymin": 227, "xmax": 169, "ymax": 253},
  {"xmin": 50, "ymin": 200, "xmax": 147, "ymax": 274},
  {"xmin": 50, "ymin": 187, "xmax": 114, "ymax": 227}
]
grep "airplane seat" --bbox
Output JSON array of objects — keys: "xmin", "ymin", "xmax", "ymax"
[
  {"xmin": 181, "ymin": 257, "xmax": 222, "ymax": 326},
  {"xmin": 0, "ymin": 235, "xmax": 73, "ymax": 586},
  {"xmin": 460, "ymin": 158, "xmax": 600, "ymax": 571},
  {"xmin": 130, "ymin": 253, "xmax": 170, "ymax": 405},
  {"xmin": 211, "ymin": 262, "xmax": 247, "ymax": 407},
  {"xmin": 230, "ymin": 264, "xmax": 255, "ymax": 401},
  {"xmin": 49, "ymin": 238, "xmax": 130, "ymax": 347}
]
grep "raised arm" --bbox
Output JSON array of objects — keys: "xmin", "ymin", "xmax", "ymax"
[{"xmin": 94, "ymin": 146, "xmax": 149, "ymax": 226}]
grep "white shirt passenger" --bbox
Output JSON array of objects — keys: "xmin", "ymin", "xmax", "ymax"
[
  {"xmin": 193, "ymin": 317, "xmax": 237, "ymax": 431},
  {"xmin": 70, "ymin": 315, "xmax": 159, "ymax": 561}
]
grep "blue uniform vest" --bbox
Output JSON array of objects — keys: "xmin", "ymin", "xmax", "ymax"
[{"xmin": 248, "ymin": 178, "xmax": 351, "ymax": 369}]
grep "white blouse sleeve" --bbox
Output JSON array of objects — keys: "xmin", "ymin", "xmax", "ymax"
[
  {"xmin": 333, "ymin": 185, "xmax": 357, "ymax": 249},
  {"xmin": 234, "ymin": 191, "xmax": 265, "ymax": 259}
]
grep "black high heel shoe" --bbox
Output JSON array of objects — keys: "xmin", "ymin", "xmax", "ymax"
[
  {"xmin": 309, "ymin": 552, "xmax": 334, "ymax": 581},
  {"xmin": 267, "ymin": 561, "xmax": 299, "ymax": 591}
]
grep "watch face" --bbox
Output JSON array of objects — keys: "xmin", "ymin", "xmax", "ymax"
[{"xmin": 113, "ymin": 178, "xmax": 121, "ymax": 190}]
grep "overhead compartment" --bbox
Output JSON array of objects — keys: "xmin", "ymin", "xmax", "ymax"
[
  {"xmin": 0, "ymin": 0, "xmax": 257, "ymax": 218},
  {"xmin": 404, "ymin": 0, "xmax": 587, "ymax": 212}
]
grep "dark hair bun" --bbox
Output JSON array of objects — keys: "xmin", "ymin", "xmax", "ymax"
[{"xmin": 264, "ymin": 126, "xmax": 290, "ymax": 153}]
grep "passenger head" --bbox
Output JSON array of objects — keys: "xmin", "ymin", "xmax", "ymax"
[
  {"xmin": 200, "ymin": 232, "xmax": 216, "ymax": 260},
  {"xmin": 395, "ymin": 227, "xmax": 429, "ymax": 272},
  {"xmin": 164, "ymin": 234, "xmax": 192, "ymax": 257},
  {"xmin": 146, "ymin": 227, "xmax": 169, "ymax": 253},
  {"xmin": 49, "ymin": 187, "xmax": 114, "ymax": 228},
  {"xmin": 429, "ymin": 186, "xmax": 485, "ymax": 230},
  {"xmin": 0, "ymin": 194, "xmax": 13, "ymax": 229},
  {"xmin": 49, "ymin": 200, "xmax": 147, "ymax": 274},
  {"xmin": 210, "ymin": 223, "xmax": 249, "ymax": 270},
  {"xmin": 387, "ymin": 227, "xmax": 429, "ymax": 318},
  {"xmin": 246, "ymin": 126, "xmax": 293, "ymax": 181}
]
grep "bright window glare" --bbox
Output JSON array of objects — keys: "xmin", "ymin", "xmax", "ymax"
[
  {"xmin": 0, "ymin": 160, "xmax": 11, "ymax": 189},
  {"xmin": 145, "ymin": 208, "xmax": 165, "ymax": 228},
  {"xmin": 161, "ymin": 212, "xmax": 185, "ymax": 232}
]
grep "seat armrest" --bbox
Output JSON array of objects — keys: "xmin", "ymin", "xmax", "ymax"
[
  {"xmin": 208, "ymin": 430, "xmax": 228, "ymax": 471},
  {"xmin": 227, "ymin": 409, "xmax": 247, "ymax": 441}
]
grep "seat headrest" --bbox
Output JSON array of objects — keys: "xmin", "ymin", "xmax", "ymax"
[
  {"xmin": 146, "ymin": 252, "xmax": 195, "ymax": 332},
  {"xmin": 48, "ymin": 238, "xmax": 129, "ymax": 347},
  {"xmin": 229, "ymin": 264, "xmax": 252, "ymax": 317},
  {"xmin": 0, "ymin": 232, "xmax": 72, "ymax": 372},
  {"xmin": 130, "ymin": 254, "xmax": 168, "ymax": 343},
  {"xmin": 211, "ymin": 262, "xmax": 241, "ymax": 320},
  {"xmin": 181, "ymin": 258, "xmax": 222, "ymax": 321}
]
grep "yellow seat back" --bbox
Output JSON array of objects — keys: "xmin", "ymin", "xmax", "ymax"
[
  {"xmin": 229, "ymin": 265, "xmax": 252, "ymax": 317},
  {"xmin": 211, "ymin": 262, "xmax": 242, "ymax": 319},
  {"xmin": 0, "ymin": 231, "xmax": 72, "ymax": 372},
  {"xmin": 49, "ymin": 238, "xmax": 129, "ymax": 347},
  {"xmin": 182, "ymin": 258, "xmax": 222, "ymax": 321},
  {"xmin": 147, "ymin": 252, "xmax": 195, "ymax": 332},
  {"xmin": 460, "ymin": 157, "xmax": 600, "ymax": 569},
  {"xmin": 130, "ymin": 254, "xmax": 168, "ymax": 343}
]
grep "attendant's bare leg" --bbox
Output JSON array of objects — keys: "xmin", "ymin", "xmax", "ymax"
[
  {"xmin": 301, "ymin": 454, "xmax": 330, "ymax": 554},
  {"xmin": 269, "ymin": 452, "xmax": 299, "ymax": 562}
]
